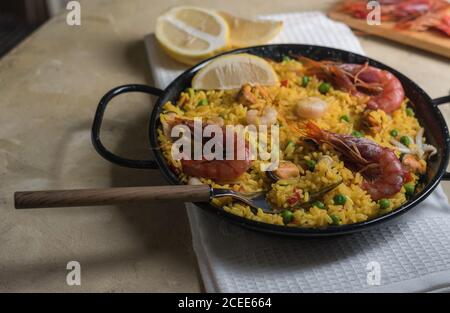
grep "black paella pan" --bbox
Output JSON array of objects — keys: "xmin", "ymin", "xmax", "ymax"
[{"xmin": 92, "ymin": 44, "xmax": 450, "ymax": 236}]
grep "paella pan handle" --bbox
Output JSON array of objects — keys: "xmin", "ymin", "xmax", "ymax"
[
  {"xmin": 92, "ymin": 84, "xmax": 163, "ymax": 169},
  {"xmin": 432, "ymin": 96, "xmax": 450, "ymax": 106},
  {"xmin": 432, "ymin": 95, "xmax": 450, "ymax": 180}
]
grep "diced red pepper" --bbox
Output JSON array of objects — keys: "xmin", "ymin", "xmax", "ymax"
[
  {"xmin": 404, "ymin": 171, "xmax": 413, "ymax": 183},
  {"xmin": 281, "ymin": 80, "xmax": 289, "ymax": 87},
  {"xmin": 287, "ymin": 196, "xmax": 298, "ymax": 206},
  {"xmin": 287, "ymin": 189, "xmax": 302, "ymax": 206}
]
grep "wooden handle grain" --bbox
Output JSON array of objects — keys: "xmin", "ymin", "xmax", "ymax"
[{"xmin": 14, "ymin": 185, "xmax": 211, "ymax": 209}]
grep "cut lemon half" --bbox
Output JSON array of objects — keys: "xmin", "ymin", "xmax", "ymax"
[
  {"xmin": 155, "ymin": 6, "xmax": 230, "ymax": 65},
  {"xmin": 219, "ymin": 12, "xmax": 283, "ymax": 48},
  {"xmin": 192, "ymin": 53, "xmax": 278, "ymax": 90}
]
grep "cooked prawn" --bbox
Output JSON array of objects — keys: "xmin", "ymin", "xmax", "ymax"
[
  {"xmin": 300, "ymin": 57, "xmax": 405, "ymax": 113},
  {"xmin": 304, "ymin": 122, "xmax": 404, "ymax": 200},
  {"xmin": 181, "ymin": 130, "xmax": 252, "ymax": 183},
  {"xmin": 361, "ymin": 109, "xmax": 382, "ymax": 135},
  {"xmin": 342, "ymin": 63, "xmax": 404, "ymax": 113},
  {"xmin": 237, "ymin": 83, "xmax": 273, "ymax": 106},
  {"xmin": 237, "ymin": 83, "xmax": 257, "ymax": 106},
  {"xmin": 246, "ymin": 106, "xmax": 278, "ymax": 125},
  {"xmin": 295, "ymin": 97, "xmax": 328, "ymax": 119},
  {"xmin": 162, "ymin": 115, "xmax": 252, "ymax": 183}
]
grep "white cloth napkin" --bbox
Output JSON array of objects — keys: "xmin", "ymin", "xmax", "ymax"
[{"xmin": 144, "ymin": 11, "xmax": 450, "ymax": 293}]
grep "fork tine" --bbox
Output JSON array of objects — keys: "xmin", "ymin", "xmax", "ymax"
[
  {"xmin": 211, "ymin": 188, "xmax": 275, "ymax": 214},
  {"xmin": 298, "ymin": 179, "xmax": 343, "ymax": 208}
]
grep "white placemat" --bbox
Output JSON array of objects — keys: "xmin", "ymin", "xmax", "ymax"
[{"xmin": 144, "ymin": 11, "xmax": 450, "ymax": 293}]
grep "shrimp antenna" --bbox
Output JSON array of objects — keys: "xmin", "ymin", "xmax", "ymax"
[{"xmin": 288, "ymin": 123, "xmax": 306, "ymax": 137}]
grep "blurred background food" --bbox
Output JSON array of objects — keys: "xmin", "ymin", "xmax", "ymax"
[
  {"xmin": 336, "ymin": 0, "xmax": 450, "ymax": 36},
  {"xmin": 2, "ymin": 1, "xmax": 448, "ymax": 62},
  {"xmin": 329, "ymin": 0, "xmax": 450, "ymax": 58}
]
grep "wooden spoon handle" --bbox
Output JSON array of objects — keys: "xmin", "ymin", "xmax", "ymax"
[{"xmin": 14, "ymin": 185, "xmax": 211, "ymax": 209}]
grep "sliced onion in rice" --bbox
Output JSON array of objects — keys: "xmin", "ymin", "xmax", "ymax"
[
  {"xmin": 390, "ymin": 139, "xmax": 411, "ymax": 154},
  {"xmin": 423, "ymin": 144, "xmax": 437, "ymax": 157},
  {"xmin": 390, "ymin": 129, "xmax": 437, "ymax": 160},
  {"xmin": 318, "ymin": 155, "xmax": 333, "ymax": 166},
  {"xmin": 415, "ymin": 128, "xmax": 424, "ymax": 149}
]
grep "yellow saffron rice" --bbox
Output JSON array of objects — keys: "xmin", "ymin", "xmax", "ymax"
[{"xmin": 157, "ymin": 58, "xmax": 425, "ymax": 228}]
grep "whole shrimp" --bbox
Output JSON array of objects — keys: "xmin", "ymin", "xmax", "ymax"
[
  {"xmin": 299, "ymin": 57, "xmax": 405, "ymax": 113},
  {"xmin": 162, "ymin": 115, "xmax": 252, "ymax": 183},
  {"xmin": 305, "ymin": 122, "xmax": 404, "ymax": 200},
  {"xmin": 181, "ymin": 140, "xmax": 252, "ymax": 183}
]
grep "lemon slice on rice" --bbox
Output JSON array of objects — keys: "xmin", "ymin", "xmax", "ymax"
[
  {"xmin": 219, "ymin": 12, "xmax": 284, "ymax": 48},
  {"xmin": 192, "ymin": 53, "xmax": 278, "ymax": 90},
  {"xmin": 155, "ymin": 6, "xmax": 230, "ymax": 65}
]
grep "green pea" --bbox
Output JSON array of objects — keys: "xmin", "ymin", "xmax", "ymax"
[
  {"xmin": 281, "ymin": 210, "xmax": 294, "ymax": 224},
  {"xmin": 333, "ymin": 194, "xmax": 347, "ymax": 205},
  {"xmin": 400, "ymin": 136, "xmax": 411, "ymax": 146},
  {"xmin": 406, "ymin": 108, "xmax": 414, "ymax": 116},
  {"xmin": 301, "ymin": 76, "xmax": 310, "ymax": 87},
  {"xmin": 319, "ymin": 82, "xmax": 331, "ymax": 94},
  {"xmin": 197, "ymin": 99, "xmax": 208, "ymax": 106},
  {"xmin": 305, "ymin": 159, "xmax": 316, "ymax": 171},
  {"xmin": 312, "ymin": 201, "xmax": 325, "ymax": 209},
  {"xmin": 352, "ymin": 130, "xmax": 363, "ymax": 138},
  {"xmin": 339, "ymin": 114, "xmax": 350, "ymax": 123},
  {"xmin": 390, "ymin": 129, "xmax": 398, "ymax": 137},
  {"xmin": 378, "ymin": 199, "xmax": 391, "ymax": 210},
  {"xmin": 404, "ymin": 182, "xmax": 415, "ymax": 196},
  {"xmin": 282, "ymin": 55, "xmax": 291, "ymax": 62},
  {"xmin": 330, "ymin": 214, "xmax": 340, "ymax": 225},
  {"xmin": 286, "ymin": 140, "xmax": 296, "ymax": 150}
]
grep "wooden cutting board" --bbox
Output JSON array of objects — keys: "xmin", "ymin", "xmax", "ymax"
[{"xmin": 328, "ymin": 10, "xmax": 450, "ymax": 59}]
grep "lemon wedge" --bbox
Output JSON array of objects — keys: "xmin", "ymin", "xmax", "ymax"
[
  {"xmin": 219, "ymin": 12, "xmax": 283, "ymax": 48},
  {"xmin": 192, "ymin": 53, "xmax": 278, "ymax": 90},
  {"xmin": 155, "ymin": 6, "xmax": 230, "ymax": 65}
]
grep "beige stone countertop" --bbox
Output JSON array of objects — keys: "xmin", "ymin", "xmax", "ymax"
[{"xmin": 0, "ymin": 0, "xmax": 449, "ymax": 292}]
